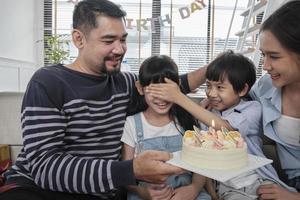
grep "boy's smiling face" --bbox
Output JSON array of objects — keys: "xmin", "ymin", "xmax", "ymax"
[{"xmin": 205, "ymin": 76, "xmax": 246, "ymax": 111}]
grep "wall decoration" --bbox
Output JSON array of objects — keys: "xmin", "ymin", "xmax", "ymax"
[{"xmin": 68, "ymin": 0, "xmax": 206, "ymax": 32}]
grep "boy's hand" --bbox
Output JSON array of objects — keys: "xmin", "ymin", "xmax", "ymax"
[{"xmin": 145, "ymin": 78, "xmax": 182, "ymax": 104}]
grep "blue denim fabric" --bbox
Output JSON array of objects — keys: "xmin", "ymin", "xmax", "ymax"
[{"xmin": 127, "ymin": 113, "xmax": 211, "ymax": 200}]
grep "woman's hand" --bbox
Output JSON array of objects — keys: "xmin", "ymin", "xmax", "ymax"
[{"xmin": 257, "ymin": 183, "xmax": 300, "ymax": 200}]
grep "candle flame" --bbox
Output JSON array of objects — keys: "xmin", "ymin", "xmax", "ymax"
[{"xmin": 211, "ymin": 119, "xmax": 215, "ymax": 128}]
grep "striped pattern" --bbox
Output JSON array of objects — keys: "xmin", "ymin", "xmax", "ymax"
[{"xmin": 5, "ymin": 65, "xmax": 137, "ymax": 198}]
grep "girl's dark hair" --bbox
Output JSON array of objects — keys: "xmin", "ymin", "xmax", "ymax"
[
  {"xmin": 206, "ymin": 50, "xmax": 256, "ymax": 95},
  {"xmin": 137, "ymin": 55, "xmax": 198, "ymax": 133},
  {"xmin": 260, "ymin": 0, "xmax": 300, "ymax": 54},
  {"xmin": 73, "ymin": 0, "xmax": 126, "ymax": 34}
]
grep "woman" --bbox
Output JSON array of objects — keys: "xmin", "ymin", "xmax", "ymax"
[{"xmin": 251, "ymin": 1, "xmax": 300, "ymax": 199}]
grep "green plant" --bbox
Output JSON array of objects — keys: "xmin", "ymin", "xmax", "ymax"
[{"xmin": 44, "ymin": 35, "xmax": 70, "ymax": 64}]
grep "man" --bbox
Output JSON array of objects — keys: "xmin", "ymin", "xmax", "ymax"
[{"xmin": 1, "ymin": 0, "xmax": 206, "ymax": 199}]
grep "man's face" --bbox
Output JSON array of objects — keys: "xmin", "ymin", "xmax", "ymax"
[{"xmin": 81, "ymin": 15, "xmax": 128, "ymax": 75}]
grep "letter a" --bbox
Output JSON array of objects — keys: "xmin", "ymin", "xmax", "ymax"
[{"xmin": 191, "ymin": 2, "xmax": 202, "ymax": 13}]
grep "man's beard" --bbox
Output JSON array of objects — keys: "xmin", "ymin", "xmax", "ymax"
[
  {"xmin": 101, "ymin": 56, "xmax": 122, "ymax": 75},
  {"xmin": 100, "ymin": 65, "xmax": 120, "ymax": 75}
]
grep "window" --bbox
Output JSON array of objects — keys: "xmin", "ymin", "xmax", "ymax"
[{"xmin": 45, "ymin": 0, "xmax": 250, "ymax": 95}]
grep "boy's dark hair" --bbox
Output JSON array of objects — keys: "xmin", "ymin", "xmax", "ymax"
[
  {"xmin": 73, "ymin": 0, "xmax": 126, "ymax": 34},
  {"xmin": 260, "ymin": 0, "xmax": 300, "ymax": 54},
  {"xmin": 206, "ymin": 50, "xmax": 256, "ymax": 95},
  {"xmin": 135, "ymin": 55, "xmax": 199, "ymax": 132}
]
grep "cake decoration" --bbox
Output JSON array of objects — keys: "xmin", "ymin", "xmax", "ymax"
[{"xmin": 181, "ymin": 122, "xmax": 248, "ymax": 170}]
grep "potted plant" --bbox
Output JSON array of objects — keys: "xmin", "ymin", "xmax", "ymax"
[{"xmin": 44, "ymin": 35, "xmax": 70, "ymax": 64}]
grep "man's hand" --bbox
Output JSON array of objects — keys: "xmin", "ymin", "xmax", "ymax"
[
  {"xmin": 133, "ymin": 150, "xmax": 185, "ymax": 183},
  {"xmin": 257, "ymin": 183, "xmax": 300, "ymax": 200}
]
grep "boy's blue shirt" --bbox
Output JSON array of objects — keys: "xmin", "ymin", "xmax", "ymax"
[{"xmin": 200, "ymin": 96, "xmax": 295, "ymax": 191}]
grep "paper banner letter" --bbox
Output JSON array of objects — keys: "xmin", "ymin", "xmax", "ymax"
[
  {"xmin": 126, "ymin": 18, "xmax": 134, "ymax": 29},
  {"xmin": 137, "ymin": 19, "xmax": 148, "ymax": 31},
  {"xmin": 179, "ymin": 7, "xmax": 190, "ymax": 19},
  {"xmin": 191, "ymin": 2, "xmax": 202, "ymax": 13},
  {"xmin": 158, "ymin": 14, "xmax": 171, "ymax": 26},
  {"xmin": 196, "ymin": 0, "xmax": 207, "ymax": 8},
  {"xmin": 147, "ymin": 18, "xmax": 158, "ymax": 33}
]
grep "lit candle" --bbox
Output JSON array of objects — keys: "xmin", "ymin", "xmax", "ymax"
[
  {"xmin": 209, "ymin": 119, "xmax": 223, "ymax": 147},
  {"xmin": 209, "ymin": 119, "xmax": 216, "ymax": 136}
]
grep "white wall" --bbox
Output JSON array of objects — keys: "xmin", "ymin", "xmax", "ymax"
[
  {"xmin": 0, "ymin": 92, "xmax": 23, "ymax": 163},
  {"xmin": 0, "ymin": 0, "xmax": 44, "ymax": 92},
  {"xmin": 0, "ymin": 0, "xmax": 43, "ymax": 161}
]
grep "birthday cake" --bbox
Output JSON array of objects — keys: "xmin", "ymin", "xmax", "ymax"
[{"xmin": 181, "ymin": 127, "xmax": 248, "ymax": 170}]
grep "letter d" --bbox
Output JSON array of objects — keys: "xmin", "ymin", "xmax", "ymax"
[{"xmin": 179, "ymin": 7, "xmax": 190, "ymax": 19}]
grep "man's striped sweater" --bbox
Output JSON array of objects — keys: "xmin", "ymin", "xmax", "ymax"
[
  {"xmin": 5, "ymin": 64, "xmax": 138, "ymax": 197},
  {"xmin": 4, "ymin": 64, "xmax": 190, "ymax": 198}
]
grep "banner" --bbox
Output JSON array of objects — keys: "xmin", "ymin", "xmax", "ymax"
[{"xmin": 68, "ymin": 0, "xmax": 206, "ymax": 32}]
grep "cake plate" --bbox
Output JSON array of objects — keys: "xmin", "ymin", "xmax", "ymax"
[{"xmin": 166, "ymin": 151, "xmax": 273, "ymax": 182}]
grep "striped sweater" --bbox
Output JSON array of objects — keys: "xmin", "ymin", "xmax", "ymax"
[{"xmin": 5, "ymin": 65, "xmax": 139, "ymax": 198}]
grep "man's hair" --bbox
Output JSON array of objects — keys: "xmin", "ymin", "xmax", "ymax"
[
  {"xmin": 206, "ymin": 50, "xmax": 256, "ymax": 95},
  {"xmin": 73, "ymin": 0, "xmax": 126, "ymax": 34},
  {"xmin": 260, "ymin": 0, "xmax": 300, "ymax": 54}
]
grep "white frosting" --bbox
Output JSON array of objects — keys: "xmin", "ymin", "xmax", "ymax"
[
  {"xmin": 181, "ymin": 130, "xmax": 248, "ymax": 170},
  {"xmin": 181, "ymin": 142, "xmax": 248, "ymax": 170}
]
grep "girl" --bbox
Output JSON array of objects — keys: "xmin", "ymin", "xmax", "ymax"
[
  {"xmin": 146, "ymin": 50, "xmax": 294, "ymax": 199},
  {"xmin": 121, "ymin": 55, "xmax": 213, "ymax": 200}
]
